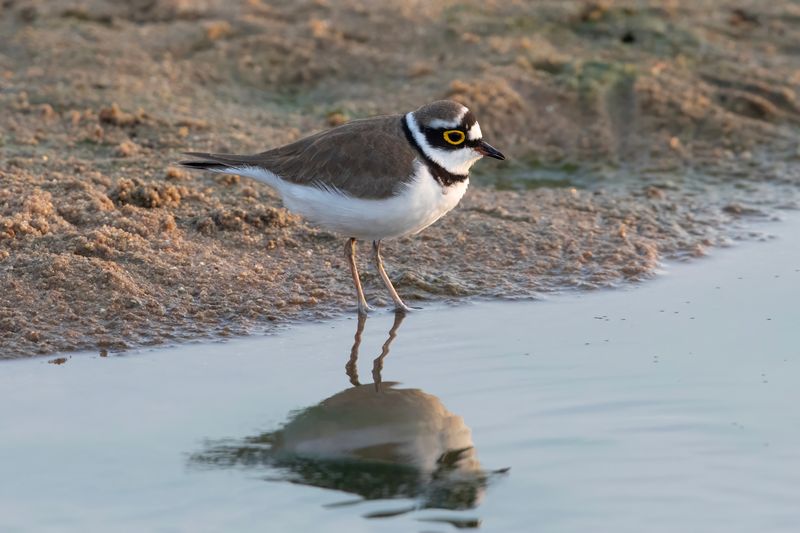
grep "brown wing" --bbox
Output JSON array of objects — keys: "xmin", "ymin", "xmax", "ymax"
[{"xmin": 182, "ymin": 115, "xmax": 419, "ymax": 199}]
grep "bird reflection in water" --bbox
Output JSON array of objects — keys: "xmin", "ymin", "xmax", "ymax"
[{"xmin": 191, "ymin": 312, "xmax": 505, "ymax": 526}]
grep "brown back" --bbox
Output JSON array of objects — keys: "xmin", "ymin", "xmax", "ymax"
[{"xmin": 191, "ymin": 115, "xmax": 419, "ymax": 199}]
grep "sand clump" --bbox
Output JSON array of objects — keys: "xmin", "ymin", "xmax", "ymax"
[
  {"xmin": 1, "ymin": 0, "xmax": 799, "ymax": 358},
  {"xmin": 109, "ymin": 178, "xmax": 186, "ymax": 208}
]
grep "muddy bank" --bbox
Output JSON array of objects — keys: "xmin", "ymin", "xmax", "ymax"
[{"xmin": 1, "ymin": 0, "xmax": 799, "ymax": 357}]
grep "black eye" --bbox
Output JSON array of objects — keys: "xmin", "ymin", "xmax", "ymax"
[{"xmin": 443, "ymin": 130, "xmax": 465, "ymax": 145}]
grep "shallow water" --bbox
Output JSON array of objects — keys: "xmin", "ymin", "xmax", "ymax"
[{"xmin": 1, "ymin": 218, "xmax": 799, "ymax": 533}]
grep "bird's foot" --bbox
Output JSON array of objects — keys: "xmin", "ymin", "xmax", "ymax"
[{"xmin": 393, "ymin": 303, "xmax": 414, "ymax": 314}]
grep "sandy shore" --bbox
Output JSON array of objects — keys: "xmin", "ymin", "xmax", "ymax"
[{"xmin": 1, "ymin": 1, "xmax": 799, "ymax": 357}]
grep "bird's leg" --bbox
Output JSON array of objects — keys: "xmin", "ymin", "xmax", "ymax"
[
  {"xmin": 346, "ymin": 238, "xmax": 371, "ymax": 316},
  {"xmin": 373, "ymin": 240, "xmax": 412, "ymax": 314}
]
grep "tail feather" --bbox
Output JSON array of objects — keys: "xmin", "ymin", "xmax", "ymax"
[
  {"xmin": 178, "ymin": 152, "xmax": 284, "ymax": 192},
  {"xmin": 178, "ymin": 152, "xmax": 253, "ymax": 172},
  {"xmin": 179, "ymin": 161, "xmax": 227, "ymax": 172}
]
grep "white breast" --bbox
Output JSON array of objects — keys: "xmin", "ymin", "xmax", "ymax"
[{"xmin": 231, "ymin": 163, "xmax": 468, "ymax": 241}]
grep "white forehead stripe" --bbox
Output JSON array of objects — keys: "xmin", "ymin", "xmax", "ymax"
[
  {"xmin": 428, "ymin": 118, "xmax": 460, "ymax": 129},
  {"xmin": 467, "ymin": 122, "xmax": 482, "ymax": 140},
  {"xmin": 427, "ymin": 105, "xmax": 468, "ymax": 129}
]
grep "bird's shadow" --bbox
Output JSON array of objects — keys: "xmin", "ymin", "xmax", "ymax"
[{"xmin": 189, "ymin": 312, "xmax": 507, "ymax": 524}]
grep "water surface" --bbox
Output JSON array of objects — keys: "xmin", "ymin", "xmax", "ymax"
[{"xmin": 1, "ymin": 219, "xmax": 798, "ymax": 533}]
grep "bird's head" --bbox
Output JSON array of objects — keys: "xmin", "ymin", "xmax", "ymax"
[{"xmin": 405, "ymin": 100, "xmax": 505, "ymax": 176}]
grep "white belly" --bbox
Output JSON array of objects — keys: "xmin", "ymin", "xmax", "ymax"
[{"xmin": 236, "ymin": 164, "xmax": 468, "ymax": 241}]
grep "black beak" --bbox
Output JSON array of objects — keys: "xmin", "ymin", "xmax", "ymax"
[{"xmin": 475, "ymin": 140, "xmax": 505, "ymax": 160}]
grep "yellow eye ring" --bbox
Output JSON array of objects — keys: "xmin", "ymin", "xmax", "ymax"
[{"xmin": 443, "ymin": 130, "xmax": 466, "ymax": 145}]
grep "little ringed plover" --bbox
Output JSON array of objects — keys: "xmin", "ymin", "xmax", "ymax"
[{"xmin": 180, "ymin": 100, "xmax": 505, "ymax": 315}]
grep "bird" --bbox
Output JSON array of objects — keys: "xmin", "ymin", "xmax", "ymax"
[{"xmin": 179, "ymin": 100, "xmax": 505, "ymax": 316}]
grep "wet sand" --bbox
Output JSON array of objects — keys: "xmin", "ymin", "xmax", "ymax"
[
  {"xmin": 0, "ymin": 215, "xmax": 797, "ymax": 532},
  {"xmin": 2, "ymin": 1, "xmax": 800, "ymax": 357}
]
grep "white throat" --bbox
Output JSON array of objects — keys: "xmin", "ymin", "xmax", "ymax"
[{"xmin": 405, "ymin": 113, "xmax": 482, "ymax": 176}]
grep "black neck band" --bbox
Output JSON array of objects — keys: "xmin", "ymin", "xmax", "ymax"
[{"xmin": 402, "ymin": 115, "xmax": 469, "ymax": 187}]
